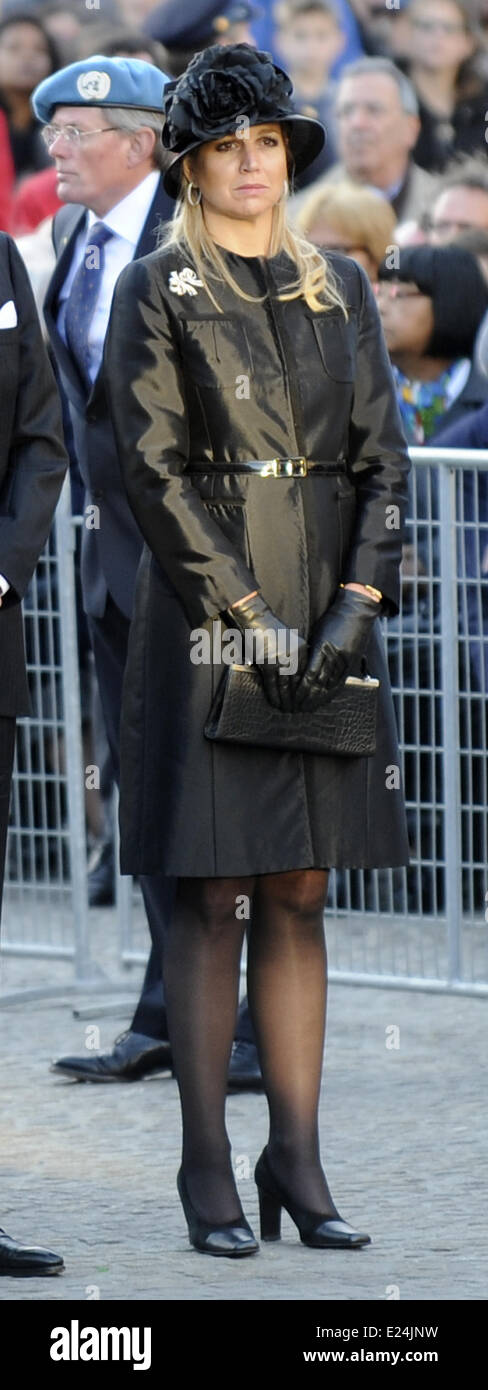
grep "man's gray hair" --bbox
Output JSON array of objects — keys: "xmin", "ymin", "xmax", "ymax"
[
  {"xmin": 105, "ymin": 106, "xmax": 166, "ymax": 170},
  {"xmin": 338, "ymin": 56, "xmax": 419, "ymax": 117},
  {"xmin": 435, "ymin": 154, "xmax": 488, "ymax": 197}
]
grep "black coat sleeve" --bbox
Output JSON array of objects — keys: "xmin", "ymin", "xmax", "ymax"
[
  {"xmin": 0, "ymin": 235, "xmax": 68, "ymax": 604},
  {"xmin": 343, "ymin": 262, "xmax": 411, "ymax": 616},
  {"xmin": 103, "ymin": 257, "xmax": 259, "ymax": 627}
]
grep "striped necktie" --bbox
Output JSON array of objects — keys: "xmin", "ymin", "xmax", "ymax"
[{"xmin": 64, "ymin": 220, "xmax": 114, "ymax": 387}]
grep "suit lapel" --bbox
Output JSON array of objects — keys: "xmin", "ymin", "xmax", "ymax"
[
  {"xmin": 134, "ymin": 176, "xmax": 173, "ymax": 258},
  {"xmin": 44, "ymin": 205, "xmax": 88, "ymax": 406}
]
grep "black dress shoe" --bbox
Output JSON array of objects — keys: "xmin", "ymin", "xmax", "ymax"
[
  {"xmin": 177, "ymin": 1169, "xmax": 259, "ymax": 1258},
  {"xmin": 88, "ymin": 840, "xmax": 115, "ymax": 907},
  {"xmin": 255, "ymin": 1148, "xmax": 372, "ymax": 1249},
  {"xmin": 0, "ymin": 1229, "xmax": 64, "ymax": 1276},
  {"xmin": 51, "ymin": 1029, "xmax": 173, "ymax": 1082},
  {"xmin": 227, "ymin": 1041, "xmax": 263, "ymax": 1090}
]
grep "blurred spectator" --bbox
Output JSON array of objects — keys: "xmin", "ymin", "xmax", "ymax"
[
  {"xmin": 450, "ymin": 223, "xmax": 488, "ymax": 281},
  {"xmin": 1, "ymin": 0, "xmax": 119, "ymax": 15},
  {"xmin": 433, "ymin": 261, "xmax": 488, "ymax": 694},
  {"xmin": 347, "ymin": 0, "xmax": 412, "ymax": 61},
  {"xmin": 400, "ymin": 0, "xmax": 488, "ymax": 174},
  {"xmin": 272, "ymin": 0, "xmax": 343, "ymax": 185},
  {"xmin": 428, "ymin": 155, "xmax": 488, "ymax": 241},
  {"xmin": 395, "ymin": 215, "xmax": 430, "ymax": 246},
  {"xmin": 0, "ymin": 106, "xmax": 15, "ymax": 228},
  {"xmin": 35, "ymin": 3, "xmax": 86, "ymax": 65},
  {"xmin": 10, "ymin": 163, "xmax": 60, "ymax": 232},
  {"xmin": 433, "ymin": 389, "xmax": 488, "ymax": 691},
  {"xmin": 270, "ymin": 0, "xmax": 365, "ymax": 78},
  {"xmin": 144, "ymin": 0, "xmax": 260, "ymax": 73},
  {"xmin": 14, "ymin": 211, "xmax": 55, "ymax": 311},
  {"xmin": 75, "ymin": 26, "xmax": 169, "ymax": 68},
  {"xmin": 295, "ymin": 178, "xmax": 396, "ymax": 279},
  {"xmin": 117, "ymin": 0, "xmax": 166, "ymax": 27},
  {"xmin": 0, "ymin": 12, "xmax": 60, "ymax": 182},
  {"xmin": 376, "ymin": 244, "xmax": 488, "ymax": 442},
  {"xmin": 377, "ymin": 244, "xmax": 488, "ymax": 910},
  {"xmin": 293, "ymin": 57, "xmax": 436, "ymax": 225}
]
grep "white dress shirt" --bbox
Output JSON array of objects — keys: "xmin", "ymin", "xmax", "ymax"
[{"xmin": 57, "ymin": 169, "xmax": 160, "ymax": 384}]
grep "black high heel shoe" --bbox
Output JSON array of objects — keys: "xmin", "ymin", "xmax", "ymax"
[
  {"xmin": 254, "ymin": 1148, "xmax": 371, "ymax": 1249},
  {"xmin": 177, "ymin": 1168, "xmax": 259, "ymax": 1257}
]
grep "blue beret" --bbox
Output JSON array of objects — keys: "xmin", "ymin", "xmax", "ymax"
[
  {"xmin": 32, "ymin": 55, "xmax": 171, "ymax": 125},
  {"xmin": 144, "ymin": 0, "xmax": 262, "ymax": 48}
]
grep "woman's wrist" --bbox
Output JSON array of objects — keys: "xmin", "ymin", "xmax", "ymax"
[
  {"xmin": 230, "ymin": 589, "xmax": 260, "ymax": 609},
  {"xmin": 341, "ymin": 582, "xmax": 382, "ymax": 603}
]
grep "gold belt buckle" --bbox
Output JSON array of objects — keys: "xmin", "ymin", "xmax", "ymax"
[{"xmin": 260, "ymin": 457, "xmax": 308, "ymax": 477}]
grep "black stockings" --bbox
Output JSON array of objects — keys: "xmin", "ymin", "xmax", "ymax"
[{"xmin": 163, "ymin": 868, "xmax": 338, "ymax": 1225}]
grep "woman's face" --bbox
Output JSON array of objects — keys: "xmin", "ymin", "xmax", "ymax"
[
  {"xmin": 406, "ymin": 0, "xmax": 474, "ymax": 71},
  {"xmin": 186, "ymin": 123, "xmax": 288, "ymax": 223},
  {"xmin": 305, "ymin": 218, "xmax": 377, "ymax": 279},
  {"xmin": 0, "ymin": 22, "xmax": 52, "ymax": 92},
  {"xmin": 375, "ymin": 280, "xmax": 435, "ymax": 356}
]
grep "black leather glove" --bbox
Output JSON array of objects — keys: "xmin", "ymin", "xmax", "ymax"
[
  {"xmin": 227, "ymin": 591, "xmax": 308, "ymax": 712},
  {"xmin": 293, "ymin": 587, "xmax": 380, "ymax": 712}
]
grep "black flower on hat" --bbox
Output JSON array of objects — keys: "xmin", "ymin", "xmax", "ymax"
[{"xmin": 162, "ymin": 43, "xmax": 294, "ymax": 154}]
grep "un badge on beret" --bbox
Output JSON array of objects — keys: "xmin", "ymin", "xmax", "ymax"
[{"xmin": 77, "ymin": 71, "xmax": 112, "ymax": 101}]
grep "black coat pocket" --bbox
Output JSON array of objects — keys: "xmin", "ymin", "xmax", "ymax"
[
  {"xmin": 181, "ymin": 316, "xmax": 253, "ymax": 388},
  {"xmin": 310, "ymin": 312, "xmax": 355, "ymax": 382}
]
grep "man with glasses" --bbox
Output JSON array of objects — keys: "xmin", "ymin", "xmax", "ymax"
[{"xmin": 428, "ymin": 158, "xmax": 488, "ymax": 244}]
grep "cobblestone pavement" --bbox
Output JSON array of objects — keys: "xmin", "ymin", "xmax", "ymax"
[{"xmin": 0, "ymin": 905, "xmax": 486, "ymax": 1302}]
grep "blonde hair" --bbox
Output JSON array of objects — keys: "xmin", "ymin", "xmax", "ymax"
[
  {"xmin": 296, "ymin": 180, "xmax": 397, "ymax": 271},
  {"xmin": 158, "ymin": 164, "xmax": 349, "ymax": 318}
]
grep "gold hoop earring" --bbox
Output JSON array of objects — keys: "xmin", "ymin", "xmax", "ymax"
[
  {"xmin": 187, "ymin": 181, "xmax": 202, "ymax": 206},
  {"xmin": 279, "ymin": 178, "xmax": 289, "ymax": 203}
]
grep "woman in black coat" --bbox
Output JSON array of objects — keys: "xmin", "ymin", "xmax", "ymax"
[
  {"xmin": 0, "ymin": 231, "xmax": 67, "ymax": 1274},
  {"xmin": 104, "ymin": 44, "xmax": 411, "ymax": 1258}
]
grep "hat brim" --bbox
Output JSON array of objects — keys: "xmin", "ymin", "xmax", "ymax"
[
  {"xmin": 163, "ymin": 113, "xmax": 325, "ymax": 197},
  {"xmin": 34, "ymin": 97, "xmax": 167, "ymax": 123}
]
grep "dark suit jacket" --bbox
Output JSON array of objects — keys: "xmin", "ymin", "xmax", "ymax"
[
  {"xmin": 43, "ymin": 176, "xmax": 173, "ymax": 620},
  {"xmin": 0, "ymin": 233, "xmax": 68, "ymax": 716},
  {"xmin": 430, "ymin": 361, "xmax": 488, "ymax": 442}
]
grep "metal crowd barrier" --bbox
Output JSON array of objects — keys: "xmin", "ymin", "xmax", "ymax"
[
  {"xmin": 1, "ymin": 450, "xmax": 488, "ymax": 1000},
  {"xmin": 327, "ymin": 448, "xmax": 488, "ymax": 996},
  {"xmin": 0, "ymin": 478, "xmax": 96, "ymax": 1000}
]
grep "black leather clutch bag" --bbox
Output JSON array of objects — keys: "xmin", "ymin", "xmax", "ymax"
[{"xmin": 204, "ymin": 664, "xmax": 379, "ymax": 756}]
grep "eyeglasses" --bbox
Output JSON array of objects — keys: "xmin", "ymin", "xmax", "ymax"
[
  {"xmin": 319, "ymin": 242, "xmax": 368, "ymax": 256},
  {"xmin": 410, "ymin": 18, "xmax": 466, "ymax": 34},
  {"xmin": 336, "ymin": 102, "xmax": 389, "ymax": 119},
  {"xmin": 431, "ymin": 220, "xmax": 473, "ymax": 235},
  {"xmin": 41, "ymin": 124, "xmax": 120, "ymax": 151},
  {"xmin": 374, "ymin": 283, "xmax": 423, "ymax": 300}
]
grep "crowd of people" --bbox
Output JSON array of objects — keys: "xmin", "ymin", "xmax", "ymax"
[{"xmin": 0, "ymin": 0, "xmax": 486, "ymax": 1276}]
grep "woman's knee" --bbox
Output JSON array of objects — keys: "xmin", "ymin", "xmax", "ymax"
[
  {"xmin": 177, "ymin": 876, "xmax": 256, "ymax": 934},
  {"xmin": 259, "ymin": 868, "xmax": 328, "ymax": 923}
]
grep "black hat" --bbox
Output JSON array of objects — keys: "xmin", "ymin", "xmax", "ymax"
[
  {"xmin": 161, "ymin": 42, "xmax": 326, "ymax": 196},
  {"xmin": 378, "ymin": 244, "xmax": 488, "ymax": 358},
  {"xmin": 144, "ymin": 0, "xmax": 262, "ymax": 49}
]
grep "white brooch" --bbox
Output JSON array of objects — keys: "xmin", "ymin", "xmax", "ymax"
[{"xmin": 168, "ymin": 267, "xmax": 203, "ymax": 297}]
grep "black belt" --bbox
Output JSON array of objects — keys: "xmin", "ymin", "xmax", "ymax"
[{"xmin": 187, "ymin": 457, "xmax": 347, "ymax": 477}]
